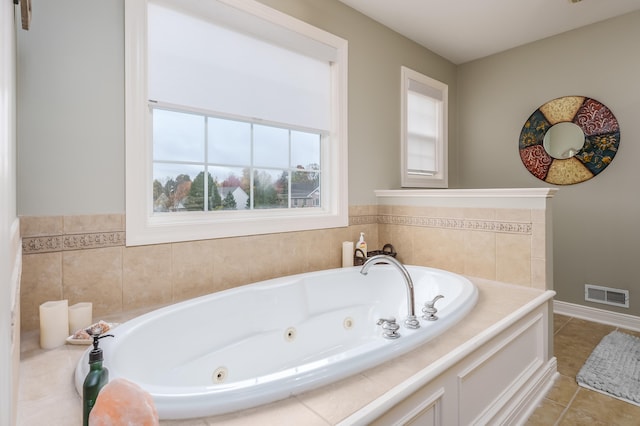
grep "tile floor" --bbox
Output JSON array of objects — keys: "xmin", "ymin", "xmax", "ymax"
[{"xmin": 525, "ymin": 314, "xmax": 640, "ymax": 425}]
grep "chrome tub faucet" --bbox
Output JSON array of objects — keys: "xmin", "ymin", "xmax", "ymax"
[{"xmin": 360, "ymin": 255, "xmax": 420, "ymax": 329}]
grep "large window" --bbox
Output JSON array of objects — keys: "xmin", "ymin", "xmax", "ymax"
[
  {"xmin": 125, "ymin": 0, "xmax": 348, "ymax": 245},
  {"xmin": 400, "ymin": 66, "xmax": 448, "ymax": 188},
  {"xmin": 152, "ymin": 108, "xmax": 322, "ymax": 212}
]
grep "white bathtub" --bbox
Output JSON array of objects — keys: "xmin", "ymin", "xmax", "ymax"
[{"xmin": 75, "ymin": 264, "xmax": 477, "ymax": 419}]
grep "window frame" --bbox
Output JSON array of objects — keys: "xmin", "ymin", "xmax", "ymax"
[
  {"xmin": 400, "ymin": 66, "xmax": 448, "ymax": 188},
  {"xmin": 125, "ymin": 0, "xmax": 348, "ymax": 246}
]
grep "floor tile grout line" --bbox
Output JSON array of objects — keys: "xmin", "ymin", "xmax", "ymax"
[{"xmin": 553, "ymin": 386, "xmax": 580, "ymax": 426}]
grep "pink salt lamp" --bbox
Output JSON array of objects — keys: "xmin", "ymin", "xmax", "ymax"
[{"xmin": 89, "ymin": 378, "xmax": 159, "ymax": 426}]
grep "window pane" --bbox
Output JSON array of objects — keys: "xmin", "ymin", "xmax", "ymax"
[
  {"xmin": 254, "ymin": 125, "xmax": 289, "ymax": 168},
  {"xmin": 185, "ymin": 171, "xmax": 217, "ymax": 212},
  {"xmin": 253, "ymin": 169, "xmax": 287, "ymax": 209},
  {"xmin": 292, "ymin": 170, "xmax": 320, "ymax": 208},
  {"xmin": 153, "ymin": 164, "xmax": 203, "ymax": 212},
  {"xmin": 210, "ymin": 166, "xmax": 249, "ymax": 210},
  {"xmin": 153, "ymin": 109, "xmax": 204, "ymax": 162},
  {"xmin": 208, "ymin": 117, "xmax": 251, "ymax": 165},
  {"xmin": 407, "ymin": 91, "xmax": 438, "ymax": 174},
  {"xmin": 291, "ymin": 131, "xmax": 320, "ymax": 170}
]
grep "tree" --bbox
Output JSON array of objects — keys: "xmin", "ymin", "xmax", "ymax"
[
  {"xmin": 275, "ymin": 171, "xmax": 289, "ymax": 207},
  {"xmin": 253, "ymin": 170, "xmax": 278, "ymax": 209},
  {"xmin": 184, "ymin": 172, "xmax": 220, "ymax": 211},
  {"xmin": 222, "ymin": 191, "xmax": 237, "ymax": 210},
  {"xmin": 153, "ymin": 180, "xmax": 164, "ymax": 203},
  {"xmin": 222, "ymin": 173, "xmax": 242, "ymax": 188}
]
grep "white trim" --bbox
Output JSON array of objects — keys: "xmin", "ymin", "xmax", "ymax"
[
  {"xmin": 554, "ymin": 300, "xmax": 640, "ymax": 332},
  {"xmin": 499, "ymin": 362, "xmax": 558, "ymax": 425},
  {"xmin": 125, "ymin": 0, "xmax": 348, "ymax": 246},
  {"xmin": 400, "ymin": 66, "xmax": 448, "ymax": 188},
  {"xmin": 375, "ymin": 188, "xmax": 558, "ymax": 209}
]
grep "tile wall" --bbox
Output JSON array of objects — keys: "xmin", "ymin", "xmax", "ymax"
[{"xmin": 20, "ymin": 204, "xmax": 546, "ymax": 331}]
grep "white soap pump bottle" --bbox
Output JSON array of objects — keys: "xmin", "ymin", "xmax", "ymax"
[{"xmin": 357, "ymin": 232, "xmax": 368, "ymax": 257}]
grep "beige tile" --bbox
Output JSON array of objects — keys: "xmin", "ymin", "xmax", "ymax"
[
  {"xmin": 553, "ymin": 314, "xmax": 572, "ymax": 334},
  {"xmin": 463, "ymin": 230, "xmax": 496, "ymax": 279},
  {"xmin": 62, "ymin": 247, "xmax": 123, "ymax": 318},
  {"xmin": 17, "ymin": 391, "xmax": 81, "ymax": 426},
  {"xmin": 19, "ymin": 216, "xmax": 63, "ymax": 237},
  {"xmin": 276, "ymin": 231, "xmax": 311, "ymax": 276},
  {"xmin": 20, "ymin": 252, "xmax": 63, "ymax": 331},
  {"xmin": 377, "ymin": 204, "xmax": 392, "ymax": 215},
  {"xmin": 414, "ymin": 227, "xmax": 465, "ymax": 273},
  {"xmin": 171, "ymin": 239, "xmax": 216, "ymax": 301},
  {"xmin": 380, "ymin": 224, "xmax": 414, "ymax": 265},
  {"xmin": 19, "ymin": 347, "xmax": 77, "ymax": 402},
  {"xmin": 561, "ymin": 387, "xmax": 640, "ymax": 425},
  {"xmin": 545, "ymin": 374, "xmax": 578, "ymax": 406},
  {"xmin": 524, "ymin": 398, "xmax": 566, "ymax": 425},
  {"xmin": 160, "ymin": 419, "xmax": 208, "ymax": 426},
  {"xmin": 63, "ymin": 214, "xmax": 124, "ymax": 233},
  {"xmin": 211, "ymin": 236, "xmax": 256, "ymax": 291},
  {"xmin": 530, "ymin": 258, "xmax": 547, "ymax": 290},
  {"xmin": 496, "ymin": 233, "xmax": 531, "ymax": 286},
  {"xmin": 123, "ymin": 244, "xmax": 173, "ymax": 311},
  {"xmin": 297, "ymin": 374, "xmax": 383, "ymax": 424},
  {"xmin": 531, "ymin": 222, "xmax": 546, "ymax": 260},
  {"xmin": 554, "ymin": 319, "xmax": 615, "ymax": 377},
  {"xmin": 463, "ymin": 207, "xmax": 496, "ymax": 220},
  {"xmin": 531, "ymin": 208, "xmax": 546, "ymax": 224},
  {"xmin": 495, "ymin": 208, "xmax": 531, "ymax": 222},
  {"xmin": 203, "ymin": 398, "xmax": 328, "ymax": 426}
]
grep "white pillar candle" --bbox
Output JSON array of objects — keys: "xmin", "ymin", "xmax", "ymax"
[
  {"xmin": 39, "ymin": 300, "xmax": 69, "ymax": 349},
  {"xmin": 342, "ymin": 241, "xmax": 354, "ymax": 267},
  {"xmin": 68, "ymin": 302, "xmax": 93, "ymax": 335}
]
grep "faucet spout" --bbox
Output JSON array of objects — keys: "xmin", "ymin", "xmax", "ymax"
[{"xmin": 360, "ymin": 255, "xmax": 420, "ymax": 329}]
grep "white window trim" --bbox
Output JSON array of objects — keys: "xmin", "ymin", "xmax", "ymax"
[
  {"xmin": 400, "ymin": 66, "xmax": 448, "ymax": 188},
  {"xmin": 125, "ymin": 0, "xmax": 348, "ymax": 246}
]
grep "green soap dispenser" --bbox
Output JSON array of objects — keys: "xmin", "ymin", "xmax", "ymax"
[{"xmin": 82, "ymin": 331, "xmax": 114, "ymax": 426}]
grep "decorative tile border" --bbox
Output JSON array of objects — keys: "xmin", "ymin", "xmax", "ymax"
[
  {"xmin": 22, "ymin": 213, "xmax": 530, "ymax": 255},
  {"xmin": 22, "ymin": 232, "xmax": 125, "ymax": 254},
  {"xmin": 378, "ymin": 215, "xmax": 532, "ymax": 234},
  {"xmin": 349, "ymin": 214, "xmax": 378, "ymax": 226}
]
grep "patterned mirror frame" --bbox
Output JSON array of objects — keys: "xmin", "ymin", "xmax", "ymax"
[{"xmin": 519, "ymin": 96, "xmax": 620, "ymax": 185}]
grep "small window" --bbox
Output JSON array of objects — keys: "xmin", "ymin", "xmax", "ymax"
[
  {"xmin": 125, "ymin": 0, "xmax": 348, "ymax": 245},
  {"xmin": 400, "ymin": 66, "xmax": 448, "ymax": 188}
]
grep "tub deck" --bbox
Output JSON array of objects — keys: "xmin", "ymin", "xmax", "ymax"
[{"xmin": 18, "ymin": 276, "xmax": 550, "ymax": 425}]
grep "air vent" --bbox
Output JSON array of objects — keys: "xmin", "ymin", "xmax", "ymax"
[{"xmin": 585, "ymin": 284, "xmax": 629, "ymax": 308}]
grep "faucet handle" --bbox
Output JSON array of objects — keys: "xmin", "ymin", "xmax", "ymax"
[
  {"xmin": 422, "ymin": 295, "xmax": 444, "ymax": 321},
  {"xmin": 377, "ymin": 317, "xmax": 401, "ymax": 339}
]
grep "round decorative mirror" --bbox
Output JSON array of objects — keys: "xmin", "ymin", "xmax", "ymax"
[{"xmin": 519, "ymin": 96, "xmax": 620, "ymax": 185}]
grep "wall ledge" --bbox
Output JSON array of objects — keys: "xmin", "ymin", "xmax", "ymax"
[{"xmin": 375, "ymin": 188, "xmax": 558, "ymax": 209}]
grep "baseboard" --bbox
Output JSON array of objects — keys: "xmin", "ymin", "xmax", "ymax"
[
  {"xmin": 554, "ymin": 300, "xmax": 640, "ymax": 332},
  {"xmin": 497, "ymin": 357, "xmax": 558, "ymax": 425}
]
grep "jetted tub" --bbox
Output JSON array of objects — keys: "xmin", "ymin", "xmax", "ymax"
[{"xmin": 75, "ymin": 264, "xmax": 478, "ymax": 419}]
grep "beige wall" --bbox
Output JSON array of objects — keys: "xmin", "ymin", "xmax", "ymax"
[
  {"xmin": 457, "ymin": 11, "xmax": 640, "ymax": 314},
  {"xmin": 20, "ymin": 204, "xmax": 548, "ymax": 332}
]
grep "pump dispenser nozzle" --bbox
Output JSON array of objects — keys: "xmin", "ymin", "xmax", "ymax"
[{"xmin": 88, "ymin": 332, "xmax": 114, "ymax": 362}]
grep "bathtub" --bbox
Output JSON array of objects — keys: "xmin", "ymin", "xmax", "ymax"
[{"xmin": 75, "ymin": 264, "xmax": 478, "ymax": 419}]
